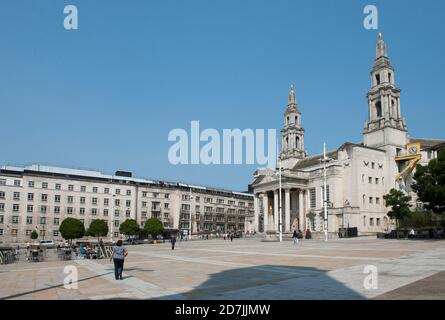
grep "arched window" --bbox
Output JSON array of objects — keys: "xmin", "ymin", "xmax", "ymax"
[
  {"xmin": 295, "ymin": 116, "xmax": 298, "ymax": 124},
  {"xmin": 388, "ymin": 72, "xmax": 392, "ymax": 84},
  {"xmin": 286, "ymin": 116, "xmax": 289, "ymax": 125},
  {"xmin": 375, "ymin": 73, "xmax": 381, "ymax": 85},
  {"xmin": 375, "ymin": 101, "xmax": 382, "ymax": 118},
  {"xmin": 296, "ymin": 136, "xmax": 300, "ymax": 149},
  {"xmin": 285, "ymin": 137, "xmax": 289, "ymax": 149}
]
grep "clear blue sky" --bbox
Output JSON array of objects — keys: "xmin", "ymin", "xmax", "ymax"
[{"xmin": 0, "ymin": 0, "xmax": 444, "ymax": 191}]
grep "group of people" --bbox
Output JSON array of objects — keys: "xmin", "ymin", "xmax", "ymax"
[{"xmin": 292, "ymin": 229, "xmax": 304, "ymax": 245}]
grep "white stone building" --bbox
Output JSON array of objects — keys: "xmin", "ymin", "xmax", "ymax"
[
  {"xmin": 250, "ymin": 33, "xmax": 444, "ymax": 237},
  {"xmin": 0, "ymin": 165, "xmax": 253, "ymax": 243}
]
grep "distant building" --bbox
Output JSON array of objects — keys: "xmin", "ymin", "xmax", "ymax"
[
  {"xmin": 250, "ymin": 33, "xmax": 444, "ymax": 237},
  {"xmin": 0, "ymin": 165, "xmax": 253, "ymax": 243}
]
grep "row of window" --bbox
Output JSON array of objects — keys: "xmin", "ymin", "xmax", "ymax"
[
  {"xmin": 362, "ymin": 175, "xmax": 384, "ymax": 185},
  {"xmin": 181, "ymin": 194, "xmax": 251, "ymax": 207},
  {"xmin": 364, "ymin": 162, "xmax": 383, "ymax": 170},
  {"xmin": 0, "ymin": 229, "xmax": 122, "ymax": 238},
  {"xmin": 363, "ymin": 216, "xmax": 381, "ymax": 227},
  {"xmin": 0, "ymin": 206, "xmax": 131, "ymax": 216},
  {"xmin": 362, "ymin": 195, "xmax": 382, "ymax": 205},
  {"xmin": 309, "ymin": 186, "xmax": 331, "ymax": 209}
]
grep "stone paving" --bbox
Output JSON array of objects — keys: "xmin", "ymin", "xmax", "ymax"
[{"xmin": 0, "ymin": 237, "xmax": 444, "ymax": 300}]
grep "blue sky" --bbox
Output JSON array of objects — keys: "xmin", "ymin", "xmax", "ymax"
[{"xmin": 0, "ymin": 0, "xmax": 444, "ymax": 191}]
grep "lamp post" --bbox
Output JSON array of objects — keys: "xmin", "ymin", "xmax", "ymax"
[
  {"xmin": 189, "ymin": 187, "xmax": 193, "ymax": 241},
  {"xmin": 274, "ymin": 140, "xmax": 283, "ymax": 243},
  {"xmin": 110, "ymin": 194, "xmax": 115, "ymax": 243},
  {"xmin": 321, "ymin": 143, "xmax": 333, "ymax": 242}
]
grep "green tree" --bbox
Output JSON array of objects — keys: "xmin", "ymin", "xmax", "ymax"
[
  {"xmin": 412, "ymin": 149, "xmax": 445, "ymax": 214},
  {"xmin": 383, "ymin": 188, "xmax": 412, "ymax": 229},
  {"xmin": 144, "ymin": 218, "xmax": 163, "ymax": 239},
  {"xmin": 30, "ymin": 230, "xmax": 38, "ymax": 240},
  {"xmin": 87, "ymin": 219, "xmax": 109, "ymax": 241},
  {"xmin": 119, "ymin": 219, "xmax": 140, "ymax": 238},
  {"xmin": 59, "ymin": 218, "xmax": 85, "ymax": 243}
]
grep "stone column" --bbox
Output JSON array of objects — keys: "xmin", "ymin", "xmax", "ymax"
[
  {"xmin": 274, "ymin": 190, "xmax": 279, "ymax": 232},
  {"xmin": 285, "ymin": 189, "xmax": 291, "ymax": 232},
  {"xmin": 299, "ymin": 189, "xmax": 305, "ymax": 231},
  {"xmin": 262, "ymin": 193, "xmax": 269, "ymax": 232},
  {"xmin": 254, "ymin": 193, "xmax": 259, "ymax": 233}
]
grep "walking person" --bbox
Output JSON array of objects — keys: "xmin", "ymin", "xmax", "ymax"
[
  {"xmin": 292, "ymin": 230, "xmax": 299, "ymax": 245},
  {"xmin": 230, "ymin": 233, "xmax": 233, "ymax": 242},
  {"xmin": 110, "ymin": 240, "xmax": 128, "ymax": 280},
  {"xmin": 171, "ymin": 234, "xmax": 177, "ymax": 250}
]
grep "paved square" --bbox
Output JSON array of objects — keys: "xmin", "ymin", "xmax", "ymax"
[{"xmin": 1, "ymin": 237, "xmax": 444, "ymax": 300}]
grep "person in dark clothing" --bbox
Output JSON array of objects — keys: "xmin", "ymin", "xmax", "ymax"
[
  {"xmin": 292, "ymin": 230, "xmax": 299, "ymax": 245},
  {"xmin": 230, "ymin": 234, "xmax": 233, "ymax": 242},
  {"xmin": 110, "ymin": 240, "xmax": 128, "ymax": 280},
  {"xmin": 171, "ymin": 235, "xmax": 177, "ymax": 250}
]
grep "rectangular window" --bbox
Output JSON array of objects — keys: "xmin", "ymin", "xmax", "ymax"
[
  {"xmin": 142, "ymin": 191, "xmax": 147, "ymax": 197},
  {"xmin": 12, "ymin": 229, "xmax": 18, "ymax": 236},
  {"xmin": 115, "ymin": 199, "xmax": 120, "ymax": 206},
  {"xmin": 153, "ymin": 192, "xmax": 159, "ymax": 198},
  {"xmin": 0, "ymin": 229, "xmax": 3, "ymax": 236},
  {"xmin": 26, "ymin": 216, "xmax": 33, "ymax": 224},
  {"xmin": 0, "ymin": 179, "xmax": 6, "ymax": 186},
  {"xmin": 126, "ymin": 200, "xmax": 131, "ymax": 207},
  {"xmin": 126, "ymin": 190, "xmax": 131, "ymax": 196},
  {"xmin": 42, "ymin": 182, "xmax": 48, "ymax": 189},
  {"xmin": 142, "ymin": 201, "xmax": 147, "ymax": 208},
  {"xmin": 0, "ymin": 203, "xmax": 4, "ymax": 212},
  {"xmin": 27, "ymin": 205, "xmax": 33, "ymax": 213},
  {"xmin": 12, "ymin": 216, "xmax": 19, "ymax": 224},
  {"xmin": 92, "ymin": 197, "xmax": 98, "ymax": 205},
  {"xmin": 55, "ymin": 183, "xmax": 61, "ymax": 190},
  {"xmin": 376, "ymin": 218, "xmax": 380, "ymax": 226},
  {"xmin": 376, "ymin": 197, "xmax": 380, "ymax": 205},
  {"xmin": 165, "ymin": 193, "xmax": 169, "ymax": 199},
  {"xmin": 81, "ymin": 186, "xmax": 86, "ymax": 192},
  {"xmin": 67, "ymin": 207, "xmax": 73, "ymax": 215},
  {"xmin": 310, "ymin": 188, "xmax": 316, "ymax": 208},
  {"xmin": 53, "ymin": 231, "xmax": 59, "ymax": 237},
  {"xmin": 92, "ymin": 208, "xmax": 97, "ymax": 216},
  {"xmin": 28, "ymin": 181, "xmax": 35, "ymax": 188},
  {"xmin": 113, "ymin": 232, "xmax": 119, "ymax": 237},
  {"xmin": 370, "ymin": 218, "xmax": 374, "ymax": 226},
  {"xmin": 104, "ymin": 188, "xmax": 110, "ymax": 194},
  {"xmin": 79, "ymin": 208, "xmax": 85, "ymax": 215},
  {"xmin": 115, "ymin": 189, "xmax": 120, "ymax": 195},
  {"xmin": 321, "ymin": 185, "xmax": 330, "ymax": 205},
  {"xmin": 114, "ymin": 210, "xmax": 120, "ymax": 217},
  {"xmin": 375, "ymin": 178, "xmax": 379, "ymax": 184},
  {"xmin": 67, "ymin": 196, "xmax": 74, "ymax": 204},
  {"xmin": 0, "ymin": 191, "xmax": 4, "ymax": 199},
  {"xmin": 55, "ymin": 195, "xmax": 61, "ymax": 203},
  {"xmin": 104, "ymin": 198, "xmax": 109, "ymax": 206},
  {"xmin": 93, "ymin": 187, "xmax": 98, "ymax": 193},
  {"xmin": 13, "ymin": 192, "xmax": 20, "ymax": 200},
  {"xmin": 40, "ymin": 205, "xmax": 47, "ymax": 214},
  {"xmin": 80, "ymin": 197, "xmax": 86, "ymax": 204},
  {"xmin": 126, "ymin": 210, "xmax": 131, "ymax": 217},
  {"xmin": 369, "ymin": 197, "xmax": 373, "ymax": 204},
  {"xmin": 164, "ymin": 203, "xmax": 169, "ymax": 209},
  {"xmin": 371, "ymin": 162, "xmax": 375, "ymax": 169},
  {"xmin": 103, "ymin": 209, "xmax": 109, "ymax": 216},
  {"xmin": 13, "ymin": 204, "xmax": 19, "ymax": 212},
  {"xmin": 0, "ymin": 215, "xmax": 3, "ymax": 224},
  {"xmin": 40, "ymin": 217, "xmax": 46, "ymax": 225},
  {"xmin": 28, "ymin": 193, "xmax": 34, "ymax": 201},
  {"xmin": 54, "ymin": 206, "xmax": 60, "ymax": 214},
  {"xmin": 41, "ymin": 194, "xmax": 48, "ymax": 202},
  {"xmin": 114, "ymin": 220, "xmax": 120, "ymax": 227},
  {"xmin": 25, "ymin": 230, "xmax": 31, "ymax": 236},
  {"xmin": 14, "ymin": 180, "xmax": 21, "ymax": 187},
  {"xmin": 369, "ymin": 177, "xmax": 373, "ymax": 184},
  {"xmin": 68, "ymin": 185, "xmax": 74, "ymax": 191},
  {"xmin": 54, "ymin": 218, "xmax": 60, "ymax": 225}
]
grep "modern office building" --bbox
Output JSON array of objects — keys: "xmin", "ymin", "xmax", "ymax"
[{"xmin": 0, "ymin": 165, "xmax": 254, "ymax": 243}]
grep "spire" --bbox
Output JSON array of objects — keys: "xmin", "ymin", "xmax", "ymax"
[
  {"xmin": 288, "ymin": 84, "xmax": 296, "ymax": 104},
  {"xmin": 376, "ymin": 32, "xmax": 388, "ymax": 59}
]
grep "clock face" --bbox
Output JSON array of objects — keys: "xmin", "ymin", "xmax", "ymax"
[{"xmin": 409, "ymin": 146, "xmax": 418, "ymax": 154}]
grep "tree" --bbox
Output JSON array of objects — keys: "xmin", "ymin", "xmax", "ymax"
[
  {"xmin": 59, "ymin": 218, "xmax": 85, "ymax": 243},
  {"xmin": 87, "ymin": 219, "xmax": 109, "ymax": 241},
  {"xmin": 144, "ymin": 218, "xmax": 163, "ymax": 239},
  {"xmin": 412, "ymin": 149, "xmax": 445, "ymax": 214},
  {"xmin": 30, "ymin": 230, "xmax": 38, "ymax": 240},
  {"xmin": 383, "ymin": 188, "xmax": 412, "ymax": 229},
  {"xmin": 119, "ymin": 219, "xmax": 140, "ymax": 238}
]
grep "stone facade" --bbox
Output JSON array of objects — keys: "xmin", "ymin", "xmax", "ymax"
[
  {"xmin": 0, "ymin": 165, "xmax": 253, "ymax": 243},
  {"xmin": 250, "ymin": 33, "xmax": 444, "ymax": 237}
]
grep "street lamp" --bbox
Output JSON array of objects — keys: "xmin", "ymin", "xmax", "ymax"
[
  {"xmin": 320, "ymin": 143, "xmax": 333, "ymax": 242},
  {"xmin": 189, "ymin": 187, "xmax": 194, "ymax": 241},
  {"xmin": 274, "ymin": 142, "xmax": 283, "ymax": 243}
]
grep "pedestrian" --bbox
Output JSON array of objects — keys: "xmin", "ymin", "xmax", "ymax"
[
  {"xmin": 292, "ymin": 230, "xmax": 299, "ymax": 245},
  {"xmin": 230, "ymin": 233, "xmax": 233, "ymax": 242},
  {"xmin": 110, "ymin": 240, "xmax": 128, "ymax": 280},
  {"xmin": 171, "ymin": 235, "xmax": 177, "ymax": 250}
]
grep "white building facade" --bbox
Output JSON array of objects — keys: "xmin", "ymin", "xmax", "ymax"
[
  {"xmin": 250, "ymin": 33, "xmax": 444, "ymax": 237},
  {"xmin": 0, "ymin": 165, "xmax": 253, "ymax": 243}
]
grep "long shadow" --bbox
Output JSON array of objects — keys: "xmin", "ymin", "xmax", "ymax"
[
  {"xmin": 150, "ymin": 265, "xmax": 365, "ymax": 300},
  {"xmin": 0, "ymin": 272, "xmax": 114, "ymax": 300}
]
